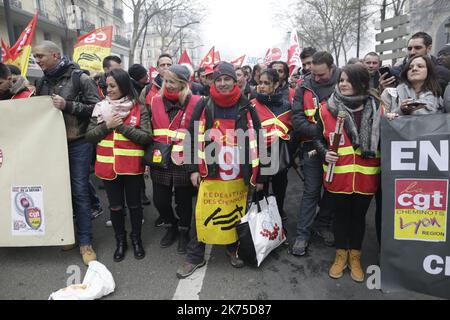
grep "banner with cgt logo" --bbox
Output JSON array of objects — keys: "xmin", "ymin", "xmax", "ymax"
[
  {"xmin": 380, "ymin": 114, "xmax": 450, "ymax": 299},
  {"xmin": 0, "ymin": 97, "xmax": 74, "ymax": 246}
]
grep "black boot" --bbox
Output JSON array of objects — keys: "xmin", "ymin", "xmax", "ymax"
[
  {"xmin": 130, "ymin": 233, "xmax": 145, "ymax": 260},
  {"xmin": 114, "ymin": 233, "xmax": 127, "ymax": 262},
  {"xmin": 160, "ymin": 225, "xmax": 178, "ymax": 248},
  {"xmin": 177, "ymin": 228, "xmax": 190, "ymax": 254}
]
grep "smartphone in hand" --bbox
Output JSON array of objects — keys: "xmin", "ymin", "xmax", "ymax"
[{"xmin": 379, "ymin": 66, "xmax": 392, "ymax": 78}]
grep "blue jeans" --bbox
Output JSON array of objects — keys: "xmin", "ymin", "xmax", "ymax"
[
  {"xmin": 295, "ymin": 147, "xmax": 323, "ymax": 242},
  {"xmin": 69, "ymin": 142, "xmax": 93, "ymax": 246},
  {"xmin": 89, "ymin": 180, "xmax": 101, "ymax": 210}
]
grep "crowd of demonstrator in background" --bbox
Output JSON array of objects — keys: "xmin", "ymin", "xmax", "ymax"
[{"xmin": 1, "ymin": 30, "xmax": 449, "ymax": 283}]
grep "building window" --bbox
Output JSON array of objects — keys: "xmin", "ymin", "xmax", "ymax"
[{"xmin": 44, "ymin": 32, "xmax": 52, "ymax": 40}]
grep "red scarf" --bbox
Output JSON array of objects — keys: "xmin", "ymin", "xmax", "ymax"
[
  {"xmin": 210, "ymin": 84, "xmax": 241, "ymax": 108},
  {"xmin": 163, "ymin": 88, "xmax": 179, "ymax": 102}
]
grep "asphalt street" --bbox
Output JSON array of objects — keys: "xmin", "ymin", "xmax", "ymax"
[{"xmin": 0, "ymin": 169, "xmax": 439, "ymax": 300}]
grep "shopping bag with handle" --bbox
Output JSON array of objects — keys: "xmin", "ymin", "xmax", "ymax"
[{"xmin": 238, "ymin": 195, "xmax": 285, "ymax": 267}]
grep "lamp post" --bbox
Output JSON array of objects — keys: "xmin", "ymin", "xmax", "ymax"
[
  {"xmin": 3, "ymin": 0, "xmax": 16, "ymax": 44},
  {"xmin": 174, "ymin": 21, "xmax": 200, "ymax": 58}
]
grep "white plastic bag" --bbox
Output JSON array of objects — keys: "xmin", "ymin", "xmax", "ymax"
[
  {"xmin": 247, "ymin": 196, "xmax": 286, "ymax": 266},
  {"xmin": 49, "ymin": 261, "xmax": 115, "ymax": 300}
]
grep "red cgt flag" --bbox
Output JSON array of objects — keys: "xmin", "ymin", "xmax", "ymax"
[
  {"xmin": 287, "ymin": 29, "xmax": 301, "ymax": 76},
  {"xmin": 199, "ymin": 46, "xmax": 215, "ymax": 68},
  {"xmin": 230, "ymin": 55, "xmax": 246, "ymax": 68},
  {"xmin": 178, "ymin": 50, "xmax": 193, "ymax": 67}
]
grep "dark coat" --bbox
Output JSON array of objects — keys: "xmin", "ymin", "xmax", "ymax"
[
  {"xmin": 36, "ymin": 61, "xmax": 101, "ymax": 143},
  {"xmin": 291, "ymin": 68, "xmax": 340, "ymax": 141}
]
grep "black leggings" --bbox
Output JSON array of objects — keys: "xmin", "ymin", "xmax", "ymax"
[
  {"xmin": 152, "ymin": 182, "xmax": 195, "ymax": 229},
  {"xmin": 329, "ymin": 192, "xmax": 373, "ymax": 250},
  {"xmin": 103, "ymin": 175, "xmax": 143, "ymax": 236}
]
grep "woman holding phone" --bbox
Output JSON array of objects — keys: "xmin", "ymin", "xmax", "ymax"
[{"xmin": 381, "ymin": 55, "xmax": 442, "ymax": 117}]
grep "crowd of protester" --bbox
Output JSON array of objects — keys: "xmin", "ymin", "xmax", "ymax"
[{"xmin": 1, "ymin": 30, "xmax": 449, "ymax": 283}]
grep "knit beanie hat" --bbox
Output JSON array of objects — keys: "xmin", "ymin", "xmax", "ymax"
[
  {"xmin": 128, "ymin": 64, "xmax": 148, "ymax": 81},
  {"xmin": 168, "ymin": 64, "xmax": 191, "ymax": 82},
  {"xmin": 213, "ymin": 61, "xmax": 237, "ymax": 82}
]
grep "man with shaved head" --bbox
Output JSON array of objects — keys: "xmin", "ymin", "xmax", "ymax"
[{"xmin": 33, "ymin": 41, "xmax": 100, "ymax": 266}]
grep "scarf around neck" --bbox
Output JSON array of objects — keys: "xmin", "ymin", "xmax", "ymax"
[
  {"xmin": 328, "ymin": 86, "xmax": 381, "ymax": 158},
  {"xmin": 210, "ymin": 84, "xmax": 241, "ymax": 108},
  {"xmin": 44, "ymin": 56, "xmax": 70, "ymax": 78},
  {"xmin": 92, "ymin": 96, "xmax": 134, "ymax": 124},
  {"xmin": 163, "ymin": 87, "xmax": 180, "ymax": 102},
  {"xmin": 255, "ymin": 92, "xmax": 284, "ymax": 108}
]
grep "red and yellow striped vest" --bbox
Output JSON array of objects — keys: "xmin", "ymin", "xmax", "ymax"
[
  {"xmin": 95, "ymin": 103, "xmax": 145, "ymax": 180},
  {"xmin": 150, "ymin": 94, "xmax": 200, "ymax": 165},
  {"xmin": 320, "ymin": 105, "xmax": 381, "ymax": 195},
  {"xmin": 302, "ymin": 88, "xmax": 326, "ymax": 142},
  {"xmin": 252, "ymin": 98, "xmax": 292, "ymax": 147}
]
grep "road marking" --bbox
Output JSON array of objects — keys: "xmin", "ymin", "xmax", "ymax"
[{"xmin": 172, "ymin": 244, "xmax": 212, "ymax": 300}]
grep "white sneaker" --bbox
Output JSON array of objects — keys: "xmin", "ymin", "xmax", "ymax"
[{"xmin": 105, "ymin": 220, "xmax": 112, "ymax": 227}]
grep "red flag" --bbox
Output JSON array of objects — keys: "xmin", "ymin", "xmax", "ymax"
[
  {"xmin": 214, "ymin": 51, "xmax": 221, "ymax": 64},
  {"xmin": 263, "ymin": 47, "xmax": 282, "ymax": 65},
  {"xmin": 199, "ymin": 46, "xmax": 215, "ymax": 68},
  {"xmin": 287, "ymin": 29, "xmax": 301, "ymax": 76},
  {"xmin": 148, "ymin": 66, "xmax": 158, "ymax": 82},
  {"xmin": 7, "ymin": 12, "xmax": 38, "ymax": 75},
  {"xmin": 1, "ymin": 39, "xmax": 11, "ymax": 63},
  {"xmin": 178, "ymin": 50, "xmax": 193, "ymax": 67},
  {"xmin": 230, "ymin": 55, "xmax": 246, "ymax": 68}
]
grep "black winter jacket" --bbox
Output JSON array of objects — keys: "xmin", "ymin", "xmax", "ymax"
[{"xmin": 291, "ymin": 69, "xmax": 340, "ymax": 142}]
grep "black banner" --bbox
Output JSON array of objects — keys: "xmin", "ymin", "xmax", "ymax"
[{"xmin": 380, "ymin": 114, "xmax": 450, "ymax": 299}]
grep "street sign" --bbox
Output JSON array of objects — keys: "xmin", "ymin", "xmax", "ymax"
[
  {"xmin": 376, "ymin": 38, "xmax": 408, "ymax": 52},
  {"xmin": 380, "ymin": 51, "xmax": 407, "ymax": 61}
]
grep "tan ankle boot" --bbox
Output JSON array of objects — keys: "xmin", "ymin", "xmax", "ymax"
[
  {"xmin": 80, "ymin": 245, "xmax": 97, "ymax": 266},
  {"xmin": 329, "ymin": 249, "xmax": 348, "ymax": 279},
  {"xmin": 348, "ymin": 250, "xmax": 364, "ymax": 282}
]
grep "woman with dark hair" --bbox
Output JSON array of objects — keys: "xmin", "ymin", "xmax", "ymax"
[
  {"xmin": 269, "ymin": 61, "xmax": 295, "ymax": 104},
  {"xmin": 382, "ymin": 55, "xmax": 443, "ymax": 117},
  {"xmin": 253, "ymin": 69, "xmax": 292, "ymax": 236},
  {"xmin": 149, "ymin": 64, "xmax": 200, "ymax": 254},
  {"xmin": 86, "ymin": 68, "xmax": 151, "ymax": 262},
  {"xmin": 313, "ymin": 64, "xmax": 383, "ymax": 283}
]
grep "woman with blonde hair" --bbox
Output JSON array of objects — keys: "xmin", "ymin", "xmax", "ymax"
[{"xmin": 149, "ymin": 64, "xmax": 201, "ymax": 254}]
